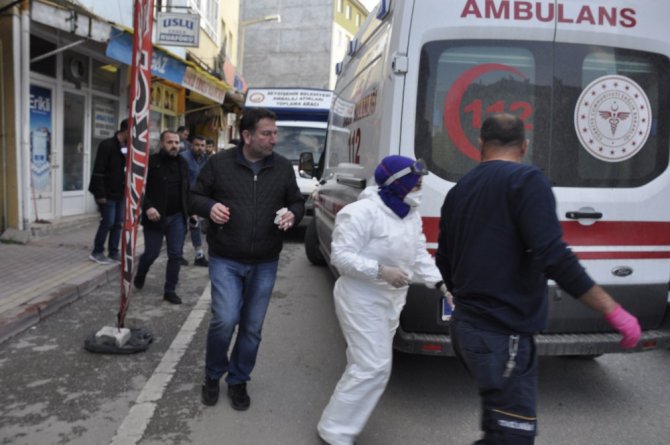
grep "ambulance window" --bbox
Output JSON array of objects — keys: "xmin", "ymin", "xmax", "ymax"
[
  {"xmin": 415, "ymin": 41, "xmax": 549, "ymax": 183},
  {"xmin": 550, "ymin": 45, "xmax": 669, "ymax": 187}
]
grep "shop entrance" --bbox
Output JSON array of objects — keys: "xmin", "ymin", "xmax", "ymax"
[
  {"xmin": 29, "ymin": 82, "xmax": 56, "ymax": 222},
  {"xmin": 61, "ymin": 90, "xmax": 87, "ymax": 216}
]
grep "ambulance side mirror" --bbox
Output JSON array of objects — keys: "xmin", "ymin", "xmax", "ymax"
[{"xmin": 299, "ymin": 152, "xmax": 315, "ymax": 178}]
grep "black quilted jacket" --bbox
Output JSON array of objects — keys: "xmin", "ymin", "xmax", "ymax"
[{"xmin": 189, "ymin": 147, "xmax": 304, "ymax": 263}]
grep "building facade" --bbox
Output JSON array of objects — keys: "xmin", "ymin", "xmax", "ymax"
[
  {"xmin": 240, "ymin": 0, "xmax": 368, "ymax": 90},
  {"xmin": 0, "ymin": 0, "xmax": 244, "ymax": 234}
]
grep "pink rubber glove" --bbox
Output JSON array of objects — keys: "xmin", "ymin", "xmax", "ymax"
[{"xmin": 604, "ymin": 304, "xmax": 641, "ymax": 349}]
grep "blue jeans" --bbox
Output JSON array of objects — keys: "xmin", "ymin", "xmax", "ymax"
[
  {"xmin": 189, "ymin": 216, "xmax": 202, "ymax": 250},
  {"xmin": 451, "ymin": 316, "xmax": 538, "ymax": 444},
  {"xmin": 92, "ymin": 199, "xmax": 124, "ymax": 255},
  {"xmin": 206, "ymin": 254, "xmax": 278, "ymax": 385},
  {"xmin": 136, "ymin": 213, "xmax": 186, "ymax": 293}
]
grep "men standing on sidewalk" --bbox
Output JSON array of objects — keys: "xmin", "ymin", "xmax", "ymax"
[
  {"xmin": 180, "ymin": 135, "xmax": 209, "ymax": 267},
  {"xmin": 133, "ymin": 130, "xmax": 190, "ymax": 305},
  {"xmin": 190, "ymin": 108, "xmax": 304, "ymax": 411},
  {"xmin": 88, "ymin": 119, "xmax": 128, "ymax": 264},
  {"xmin": 177, "ymin": 126, "xmax": 191, "ymax": 153}
]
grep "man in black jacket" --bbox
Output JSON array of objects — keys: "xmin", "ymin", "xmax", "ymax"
[
  {"xmin": 191, "ymin": 108, "xmax": 304, "ymax": 410},
  {"xmin": 88, "ymin": 119, "xmax": 128, "ymax": 264},
  {"xmin": 133, "ymin": 130, "xmax": 190, "ymax": 305}
]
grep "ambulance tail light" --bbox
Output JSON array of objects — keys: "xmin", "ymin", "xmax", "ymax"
[
  {"xmin": 420, "ymin": 343, "xmax": 443, "ymax": 353},
  {"xmin": 641, "ymin": 340, "xmax": 657, "ymax": 350}
]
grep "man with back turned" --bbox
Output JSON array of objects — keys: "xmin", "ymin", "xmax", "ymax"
[{"xmin": 436, "ymin": 113, "xmax": 641, "ymax": 444}]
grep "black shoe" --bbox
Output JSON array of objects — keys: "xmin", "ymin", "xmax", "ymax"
[
  {"xmin": 163, "ymin": 292, "xmax": 182, "ymax": 304},
  {"xmin": 201, "ymin": 376, "xmax": 220, "ymax": 406},
  {"xmin": 194, "ymin": 256, "xmax": 209, "ymax": 267},
  {"xmin": 180, "ymin": 257, "xmax": 189, "ymax": 266},
  {"xmin": 227, "ymin": 383, "xmax": 250, "ymax": 411},
  {"xmin": 133, "ymin": 274, "xmax": 145, "ymax": 290}
]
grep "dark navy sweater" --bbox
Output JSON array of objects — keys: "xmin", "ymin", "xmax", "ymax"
[{"xmin": 435, "ymin": 160, "xmax": 594, "ymax": 334}]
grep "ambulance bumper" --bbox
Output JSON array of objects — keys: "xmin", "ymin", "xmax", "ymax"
[{"xmin": 393, "ymin": 321, "xmax": 670, "ymax": 357}]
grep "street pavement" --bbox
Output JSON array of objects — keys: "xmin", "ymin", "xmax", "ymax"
[{"xmin": 0, "ymin": 215, "xmax": 140, "ymax": 344}]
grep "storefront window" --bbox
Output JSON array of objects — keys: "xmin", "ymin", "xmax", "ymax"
[
  {"xmin": 150, "ymin": 111, "xmax": 162, "ymax": 152},
  {"xmin": 91, "ymin": 97, "xmax": 120, "ymax": 174},
  {"xmin": 30, "ymin": 35, "xmax": 56, "ymax": 77},
  {"xmin": 149, "ymin": 82, "xmax": 181, "ymax": 151},
  {"xmin": 63, "ymin": 92, "xmax": 86, "ymax": 191},
  {"xmin": 63, "ymin": 51, "xmax": 89, "ymax": 88},
  {"xmin": 92, "ymin": 59, "xmax": 120, "ymax": 95}
]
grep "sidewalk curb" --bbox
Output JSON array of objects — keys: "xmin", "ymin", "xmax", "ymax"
[{"xmin": 0, "ymin": 264, "xmax": 119, "ymax": 344}]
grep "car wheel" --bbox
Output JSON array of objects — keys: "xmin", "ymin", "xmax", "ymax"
[{"xmin": 305, "ymin": 218, "xmax": 326, "ymax": 266}]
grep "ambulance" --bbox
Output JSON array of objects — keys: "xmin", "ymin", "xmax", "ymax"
[
  {"xmin": 244, "ymin": 87, "xmax": 333, "ymax": 215},
  {"xmin": 303, "ymin": 0, "xmax": 670, "ymax": 356}
]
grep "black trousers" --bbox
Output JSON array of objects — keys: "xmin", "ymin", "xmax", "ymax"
[{"xmin": 451, "ymin": 316, "xmax": 538, "ymax": 445}]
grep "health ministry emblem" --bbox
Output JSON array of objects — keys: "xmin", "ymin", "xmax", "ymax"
[{"xmin": 574, "ymin": 75, "xmax": 651, "ymax": 162}]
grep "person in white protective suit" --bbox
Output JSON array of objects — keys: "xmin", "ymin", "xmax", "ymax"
[{"xmin": 317, "ymin": 155, "xmax": 453, "ymax": 445}]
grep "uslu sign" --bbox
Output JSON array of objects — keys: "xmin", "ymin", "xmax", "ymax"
[{"xmin": 156, "ymin": 12, "xmax": 200, "ymax": 47}]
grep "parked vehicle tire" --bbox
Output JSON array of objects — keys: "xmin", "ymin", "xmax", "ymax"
[{"xmin": 305, "ymin": 218, "xmax": 326, "ymax": 266}]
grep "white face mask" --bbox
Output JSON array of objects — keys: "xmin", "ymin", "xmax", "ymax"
[{"xmin": 403, "ymin": 189, "xmax": 422, "ymax": 207}]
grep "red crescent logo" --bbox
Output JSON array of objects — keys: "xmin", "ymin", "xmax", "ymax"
[{"xmin": 444, "ymin": 63, "xmax": 527, "ymax": 160}]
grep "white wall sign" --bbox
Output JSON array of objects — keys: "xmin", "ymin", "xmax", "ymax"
[
  {"xmin": 93, "ymin": 103, "xmax": 117, "ymax": 139},
  {"xmin": 156, "ymin": 12, "xmax": 200, "ymax": 47},
  {"xmin": 245, "ymin": 89, "xmax": 334, "ymax": 110}
]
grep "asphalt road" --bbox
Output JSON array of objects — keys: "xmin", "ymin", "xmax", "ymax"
[{"xmin": 1, "ymin": 228, "xmax": 669, "ymax": 445}]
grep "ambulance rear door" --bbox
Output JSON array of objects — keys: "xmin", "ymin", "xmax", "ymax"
[
  {"xmin": 547, "ymin": 0, "xmax": 670, "ymax": 332},
  {"xmin": 403, "ymin": 0, "xmax": 670, "ymax": 336}
]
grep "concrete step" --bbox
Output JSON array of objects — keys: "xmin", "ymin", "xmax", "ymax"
[{"xmin": 30, "ymin": 213, "xmax": 100, "ymax": 239}]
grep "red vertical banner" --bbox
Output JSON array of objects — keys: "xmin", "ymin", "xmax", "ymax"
[{"xmin": 118, "ymin": 0, "xmax": 154, "ymax": 328}]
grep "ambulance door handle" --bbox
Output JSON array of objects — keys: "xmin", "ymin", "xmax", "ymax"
[{"xmin": 565, "ymin": 211, "xmax": 602, "ymax": 220}]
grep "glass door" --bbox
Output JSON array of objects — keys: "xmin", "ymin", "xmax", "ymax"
[
  {"xmin": 29, "ymin": 83, "xmax": 56, "ymax": 221},
  {"xmin": 61, "ymin": 91, "xmax": 87, "ymax": 216}
]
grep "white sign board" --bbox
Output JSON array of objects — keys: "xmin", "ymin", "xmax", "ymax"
[
  {"xmin": 93, "ymin": 103, "xmax": 117, "ymax": 139},
  {"xmin": 156, "ymin": 12, "xmax": 200, "ymax": 47},
  {"xmin": 245, "ymin": 89, "xmax": 333, "ymax": 110}
]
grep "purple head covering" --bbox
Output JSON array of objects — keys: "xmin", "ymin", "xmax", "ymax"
[{"xmin": 374, "ymin": 155, "xmax": 422, "ymax": 218}]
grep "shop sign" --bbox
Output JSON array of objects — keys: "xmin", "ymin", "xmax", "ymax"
[
  {"xmin": 183, "ymin": 67, "xmax": 228, "ymax": 103},
  {"xmin": 245, "ymin": 88, "xmax": 333, "ymax": 110},
  {"xmin": 93, "ymin": 103, "xmax": 117, "ymax": 138},
  {"xmin": 156, "ymin": 12, "xmax": 200, "ymax": 47},
  {"xmin": 106, "ymin": 28, "xmax": 187, "ymax": 85},
  {"xmin": 29, "ymin": 85, "xmax": 52, "ymax": 192}
]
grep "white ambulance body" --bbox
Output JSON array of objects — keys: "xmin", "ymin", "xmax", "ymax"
[
  {"xmin": 244, "ymin": 88, "xmax": 333, "ymax": 213},
  {"xmin": 306, "ymin": 0, "xmax": 670, "ymax": 355}
]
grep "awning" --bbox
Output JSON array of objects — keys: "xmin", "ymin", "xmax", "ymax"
[{"xmin": 105, "ymin": 28, "xmax": 230, "ymax": 104}]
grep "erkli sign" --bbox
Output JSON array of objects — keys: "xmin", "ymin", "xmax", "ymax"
[{"xmin": 156, "ymin": 12, "xmax": 200, "ymax": 47}]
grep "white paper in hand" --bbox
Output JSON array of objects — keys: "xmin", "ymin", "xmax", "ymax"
[{"xmin": 274, "ymin": 207, "xmax": 288, "ymax": 224}]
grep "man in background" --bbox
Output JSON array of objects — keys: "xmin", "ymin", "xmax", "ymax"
[
  {"xmin": 180, "ymin": 135, "xmax": 209, "ymax": 267},
  {"xmin": 133, "ymin": 130, "xmax": 190, "ymax": 304},
  {"xmin": 88, "ymin": 119, "xmax": 128, "ymax": 264},
  {"xmin": 205, "ymin": 139, "xmax": 216, "ymax": 157},
  {"xmin": 177, "ymin": 125, "xmax": 191, "ymax": 153}
]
